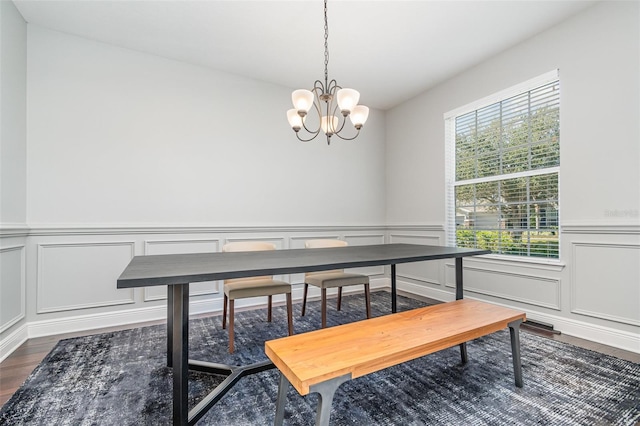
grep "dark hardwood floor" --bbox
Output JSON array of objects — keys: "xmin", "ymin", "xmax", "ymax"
[{"xmin": 1, "ymin": 291, "xmax": 638, "ymax": 408}]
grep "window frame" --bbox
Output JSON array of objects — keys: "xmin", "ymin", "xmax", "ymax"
[{"xmin": 444, "ymin": 70, "xmax": 561, "ymax": 262}]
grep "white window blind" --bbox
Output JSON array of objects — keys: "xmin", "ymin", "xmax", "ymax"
[{"xmin": 445, "ymin": 71, "xmax": 560, "ymax": 259}]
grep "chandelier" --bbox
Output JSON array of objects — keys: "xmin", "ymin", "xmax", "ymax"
[{"xmin": 286, "ymin": 0, "xmax": 369, "ymax": 145}]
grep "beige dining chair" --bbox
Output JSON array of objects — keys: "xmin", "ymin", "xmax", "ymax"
[
  {"xmin": 301, "ymin": 239, "xmax": 371, "ymax": 328},
  {"xmin": 222, "ymin": 241, "xmax": 293, "ymax": 353}
]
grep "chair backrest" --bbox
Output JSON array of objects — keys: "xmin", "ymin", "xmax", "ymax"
[
  {"xmin": 222, "ymin": 241, "xmax": 276, "ymax": 284},
  {"xmin": 304, "ymin": 239, "xmax": 348, "ymax": 277}
]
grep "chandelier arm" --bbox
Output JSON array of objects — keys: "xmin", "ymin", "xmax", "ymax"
[
  {"xmin": 299, "ymin": 86, "xmax": 325, "ymax": 135},
  {"xmin": 326, "ymin": 79, "xmax": 340, "ymax": 93},
  {"xmin": 331, "ymin": 101, "xmax": 348, "ymax": 135},
  {"xmin": 300, "ymin": 123, "xmax": 322, "ymax": 137},
  {"xmin": 300, "ymin": 110, "xmax": 322, "ymax": 135},
  {"xmin": 332, "ymin": 128, "xmax": 361, "ymax": 141},
  {"xmin": 296, "ymin": 131, "xmax": 323, "ymax": 143},
  {"xmin": 313, "ymin": 80, "xmax": 327, "ymax": 93}
]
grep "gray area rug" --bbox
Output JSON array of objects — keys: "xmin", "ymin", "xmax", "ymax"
[{"xmin": 1, "ymin": 292, "xmax": 639, "ymax": 425}]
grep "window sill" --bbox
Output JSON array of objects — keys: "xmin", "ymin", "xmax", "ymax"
[{"xmin": 456, "ymin": 253, "xmax": 566, "ymax": 272}]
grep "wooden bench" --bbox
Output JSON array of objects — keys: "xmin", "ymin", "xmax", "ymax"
[{"xmin": 265, "ymin": 299, "xmax": 526, "ymax": 426}]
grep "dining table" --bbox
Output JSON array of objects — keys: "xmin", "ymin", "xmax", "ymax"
[{"xmin": 117, "ymin": 243, "xmax": 490, "ymax": 425}]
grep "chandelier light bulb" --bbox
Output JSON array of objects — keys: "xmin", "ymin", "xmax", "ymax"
[
  {"xmin": 350, "ymin": 105, "xmax": 370, "ymax": 129},
  {"xmin": 287, "ymin": 109, "xmax": 304, "ymax": 131},
  {"xmin": 336, "ymin": 88, "xmax": 360, "ymax": 114},
  {"xmin": 291, "ymin": 89, "xmax": 314, "ymax": 115},
  {"xmin": 321, "ymin": 115, "xmax": 339, "ymax": 135}
]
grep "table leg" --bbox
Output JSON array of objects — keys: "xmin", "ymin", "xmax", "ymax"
[
  {"xmin": 391, "ymin": 264, "xmax": 397, "ymax": 313},
  {"xmin": 455, "ymin": 257, "xmax": 463, "ymax": 300},
  {"xmin": 171, "ymin": 283, "xmax": 190, "ymax": 426},
  {"xmin": 167, "ymin": 286, "xmax": 173, "ymax": 368},
  {"xmin": 455, "ymin": 258, "xmax": 468, "ymax": 363}
]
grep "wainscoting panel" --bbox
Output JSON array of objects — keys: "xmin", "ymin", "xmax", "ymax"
[
  {"xmin": 444, "ymin": 263, "xmax": 561, "ymax": 310},
  {"xmin": 143, "ymin": 238, "xmax": 221, "ymax": 301},
  {"xmin": 0, "ymin": 246, "xmax": 26, "ymax": 333},
  {"xmin": 223, "ymin": 236, "xmax": 288, "ymax": 283},
  {"xmin": 389, "ymin": 234, "xmax": 442, "ymax": 285},
  {"xmin": 572, "ymin": 242, "xmax": 640, "ymax": 326},
  {"xmin": 37, "ymin": 242, "xmax": 136, "ymax": 313},
  {"xmin": 388, "ymin": 234, "xmax": 441, "ymax": 245},
  {"xmin": 344, "ymin": 233, "xmax": 386, "ymax": 276}
]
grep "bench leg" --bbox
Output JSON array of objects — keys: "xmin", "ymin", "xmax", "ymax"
[
  {"xmin": 310, "ymin": 374, "xmax": 351, "ymax": 426},
  {"xmin": 459, "ymin": 343, "xmax": 468, "ymax": 364},
  {"xmin": 274, "ymin": 373, "xmax": 290, "ymax": 426},
  {"xmin": 508, "ymin": 319, "xmax": 524, "ymax": 388}
]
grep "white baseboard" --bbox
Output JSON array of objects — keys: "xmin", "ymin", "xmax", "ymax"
[
  {"xmin": 397, "ymin": 281, "xmax": 640, "ymax": 354},
  {"xmin": 523, "ymin": 310, "xmax": 640, "ymax": 354},
  {"xmin": 397, "ymin": 281, "xmax": 456, "ymax": 303},
  {"xmin": 0, "ymin": 323, "xmax": 28, "ymax": 363},
  {"xmin": 26, "ymin": 298, "xmax": 222, "ymax": 339}
]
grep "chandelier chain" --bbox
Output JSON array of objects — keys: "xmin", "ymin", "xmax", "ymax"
[{"xmin": 323, "ymin": 0, "xmax": 329, "ymax": 86}]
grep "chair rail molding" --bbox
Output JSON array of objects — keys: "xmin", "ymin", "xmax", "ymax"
[
  {"xmin": 562, "ymin": 223, "xmax": 640, "ymax": 235},
  {"xmin": 0, "ymin": 224, "xmax": 30, "ymax": 238},
  {"xmin": 22, "ymin": 223, "xmax": 389, "ymax": 237}
]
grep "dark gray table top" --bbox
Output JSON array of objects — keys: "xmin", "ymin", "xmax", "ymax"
[{"xmin": 117, "ymin": 243, "xmax": 490, "ymax": 288}]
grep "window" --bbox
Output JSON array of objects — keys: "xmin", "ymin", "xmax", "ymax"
[{"xmin": 445, "ymin": 71, "xmax": 560, "ymax": 259}]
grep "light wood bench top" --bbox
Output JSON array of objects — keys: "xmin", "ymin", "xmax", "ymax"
[{"xmin": 265, "ymin": 299, "xmax": 526, "ymax": 395}]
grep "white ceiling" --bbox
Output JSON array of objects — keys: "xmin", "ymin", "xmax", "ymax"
[{"xmin": 14, "ymin": 0, "xmax": 596, "ymax": 110}]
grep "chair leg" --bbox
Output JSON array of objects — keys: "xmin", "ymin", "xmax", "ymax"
[
  {"xmin": 321, "ymin": 288, "xmax": 327, "ymax": 328},
  {"xmin": 222, "ymin": 294, "xmax": 228, "ymax": 329},
  {"xmin": 268, "ymin": 295, "xmax": 273, "ymax": 322},
  {"xmin": 286, "ymin": 293, "xmax": 294, "ymax": 335},
  {"xmin": 364, "ymin": 283, "xmax": 371, "ymax": 319},
  {"xmin": 337, "ymin": 287, "xmax": 342, "ymax": 311},
  {"xmin": 301, "ymin": 283, "xmax": 309, "ymax": 316},
  {"xmin": 228, "ymin": 299, "xmax": 235, "ymax": 354}
]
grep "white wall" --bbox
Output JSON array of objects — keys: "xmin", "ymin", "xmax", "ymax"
[
  {"xmin": 0, "ymin": 0, "xmax": 28, "ymax": 360},
  {"xmin": 386, "ymin": 1, "xmax": 639, "ymax": 352},
  {"xmin": 26, "ymin": 26, "xmax": 386, "ymax": 227},
  {"xmin": 0, "ymin": 0, "xmax": 27, "ymax": 225}
]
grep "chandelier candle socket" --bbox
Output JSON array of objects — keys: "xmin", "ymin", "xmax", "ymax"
[{"xmin": 286, "ymin": 0, "xmax": 369, "ymax": 144}]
